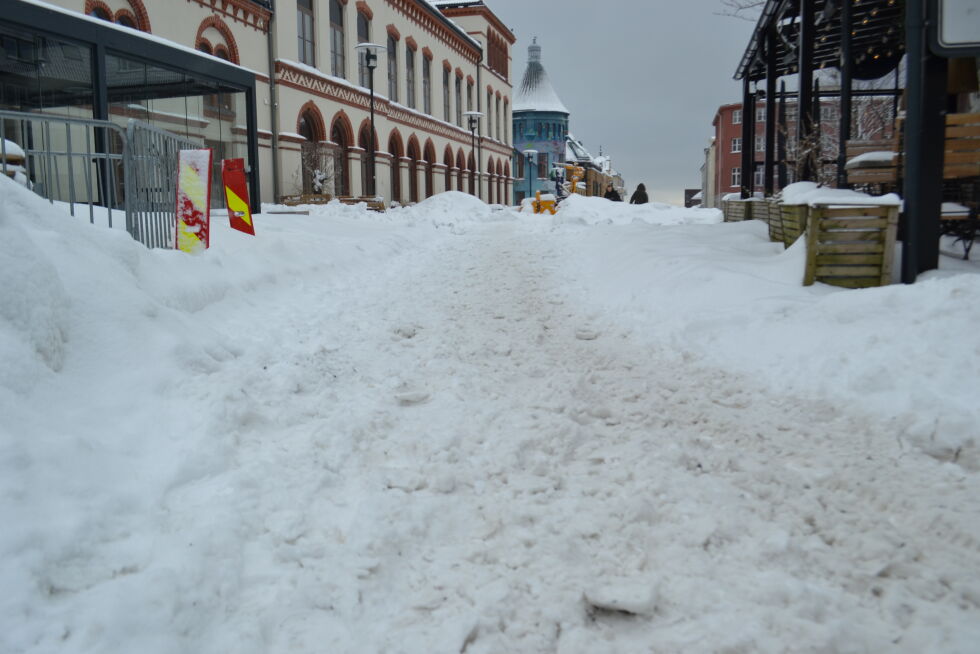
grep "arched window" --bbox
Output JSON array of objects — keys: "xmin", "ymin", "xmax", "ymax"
[
  {"xmin": 407, "ymin": 140, "xmax": 420, "ymax": 203},
  {"xmin": 330, "ymin": 0, "xmax": 345, "ymax": 78},
  {"xmin": 443, "ymin": 147, "xmax": 454, "ymax": 191},
  {"xmin": 88, "ymin": 7, "xmax": 112, "ymax": 20},
  {"xmin": 487, "ymin": 158, "xmax": 495, "ymax": 204},
  {"xmin": 117, "ymin": 14, "xmax": 137, "ymax": 29},
  {"xmin": 423, "ymin": 143, "xmax": 435, "ymax": 198},
  {"xmin": 331, "ymin": 122, "xmax": 349, "ymax": 196},
  {"xmin": 359, "ymin": 125, "xmax": 374, "ymax": 196},
  {"xmin": 389, "ymin": 134, "xmax": 404, "ymax": 204},
  {"xmin": 357, "ymin": 12, "xmax": 370, "ymax": 88}
]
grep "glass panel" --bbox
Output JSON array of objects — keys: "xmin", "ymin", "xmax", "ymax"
[
  {"xmin": 0, "ymin": 26, "xmax": 94, "ymax": 116},
  {"xmin": 106, "ymin": 52, "xmax": 248, "ymax": 208}
]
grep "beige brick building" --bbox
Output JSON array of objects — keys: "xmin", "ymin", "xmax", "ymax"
[{"xmin": 33, "ymin": 0, "xmax": 515, "ymax": 206}]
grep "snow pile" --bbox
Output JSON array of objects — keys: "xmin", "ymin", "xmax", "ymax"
[
  {"xmin": 781, "ymin": 181, "xmax": 901, "ymax": 207},
  {"xmin": 394, "ymin": 190, "xmax": 518, "ymax": 229},
  {"xmin": 2, "ymin": 178, "xmax": 979, "ymax": 652},
  {"xmin": 554, "ymin": 218, "xmax": 980, "ymax": 469},
  {"xmin": 554, "ymin": 192, "xmax": 722, "ymax": 227}
]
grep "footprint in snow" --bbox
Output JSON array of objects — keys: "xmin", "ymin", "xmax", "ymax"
[{"xmin": 576, "ymin": 329, "xmax": 600, "ymax": 341}]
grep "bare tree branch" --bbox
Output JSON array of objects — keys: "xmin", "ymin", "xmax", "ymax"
[{"xmin": 716, "ymin": 0, "xmax": 765, "ymax": 21}]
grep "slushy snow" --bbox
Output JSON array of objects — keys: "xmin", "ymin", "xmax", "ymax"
[{"xmin": 2, "ymin": 177, "xmax": 979, "ymax": 653}]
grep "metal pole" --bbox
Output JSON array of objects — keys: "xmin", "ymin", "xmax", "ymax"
[
  {"xmin": 740, "ymin": 77, "xmax": 753, "ymax": 199},
  {"xmin": 797, "ymin": 0, "xmax": 816, "ymax": 181},
  {"xmin": 902, "ymin": 0, "xmax": 947, "ymax": 282},
  {"xmin": 470, "ymin": 123, "xmax": 476, "ymax": 195},
  {"xmin": 369, "ymin": 58, "xmax": 376, "ymax": 197},
  {"xmin": 764, "ymin": 26, "xmax": 777, "ymax": 196},
  {"xmin": 526, "ymin": 154, "xmax": 531, "ymax": 199},
  {"xmin": 778, "ymin": 81, "xmax": 787, "ymax": 188},
  {"xmin": 837, "ymin": 0, "xmax": 853, "ymax": 188}
]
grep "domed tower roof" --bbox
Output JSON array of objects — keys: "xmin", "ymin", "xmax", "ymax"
[{"xmin": 513, "ymin": 38, "xmax": 569, "ymax": 115}]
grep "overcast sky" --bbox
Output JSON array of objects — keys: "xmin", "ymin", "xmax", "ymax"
[{"xmin": 484, "ymin": 0, "xmax": 759, "ymax": 204}]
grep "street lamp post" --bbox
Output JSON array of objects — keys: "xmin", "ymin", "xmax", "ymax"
[
  {"xmin": 464, "ymin": 110, "xmax": 484, "ymax": 198},
  {"xmin": 355, "ymin": 42, "xmax": 383, "ymax": 198},
  {"xmin": 522, "ymin": 149, "xmax": 537, "ymax": 204}
]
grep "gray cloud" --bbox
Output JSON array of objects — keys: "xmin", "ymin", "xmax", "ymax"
[{"xmin": 486, "ymin": 0, "xmax": 757, "ymax": 204}]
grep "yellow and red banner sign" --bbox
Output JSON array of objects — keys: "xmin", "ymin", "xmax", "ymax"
[
  {"xmin": 221, "ymin": 158, "xmax": 255, "ymax": 236},
  {"xmin": 175, "ymin": 149, "xmax": 213, "ymax": 254}
]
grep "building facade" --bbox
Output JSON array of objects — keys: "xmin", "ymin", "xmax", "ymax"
[{"xmin": 15, "ymin": 0, "xmax": 515, "ymax": 207}]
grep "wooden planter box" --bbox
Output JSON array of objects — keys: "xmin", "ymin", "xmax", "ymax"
[
  {"xmin": 723, "ymin": 199, "xmax": 753, "ymax": 222},
  {"xmin": 779, "ymin": 204, "xmax": 808, "ymax": 246},
  {"xmin": 804, "ymin": 204, "xmax": 899, "ymax": 288}
]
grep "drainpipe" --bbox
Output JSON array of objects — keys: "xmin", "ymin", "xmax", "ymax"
[
  {"xmin": 476, "ymin": 47, "xmax": 483, "ymax": 201},
  {"xmin": 266, "ymin": 0, "xmax": 281, "ymax": 201}
]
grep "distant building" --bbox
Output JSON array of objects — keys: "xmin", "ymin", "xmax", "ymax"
[
  {"xmin": 684, "ymin": 189, "xmax": 700, "ymax": 207},
  {"xmin": 511, "ymin": 38, "xmax": 622, "ymax": 204}
]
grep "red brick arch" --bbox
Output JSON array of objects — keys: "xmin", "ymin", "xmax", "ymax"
[
  {"xmin": 195, "ymin": 15, "xmax": 240, "ymax": 64},
  {"xmin": 297, "ymin": 101, "xmax": 326, "ymax": 142},
  {"xmin": 113, "ymin": 8, "xmax": 138, "ymax": 28},
  {"xmin": 126, "ymin": 0, "xmax": 151, "ymax": 32},
  {"xmin": 356, "ymin": 118, "xmax": 379, "ymax": 150},
  {"xmin": 328, "ymin": 110, "xmax": 355, "ymax": 147},
  {"xmin": 356, "ymin": 0, "xmax": 373, "ymax": 20},
  {"xmin": 84, "ymin": 0, "xmax": 113, "ymax": 20}
]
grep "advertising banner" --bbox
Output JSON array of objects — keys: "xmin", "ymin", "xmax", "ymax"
[
  {"xmin": 175, "ymin": 149, "xmax": 213, "ymax": 254},
  {"xmin": 221, "ymin": 158, "xmax": 256, "ymax": 236}
]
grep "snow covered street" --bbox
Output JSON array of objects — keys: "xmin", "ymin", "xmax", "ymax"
[{"xmin": 3, "ymin": 183, "xmax": 980, "ymax": 652}]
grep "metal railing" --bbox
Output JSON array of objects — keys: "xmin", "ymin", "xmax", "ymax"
[
  {"xmin": 0, "ymin": 109, "xmax": 128, "ymax": 229},
  {"xmin": 126, "ymin": 120, "xmax": 201, "ymax": 249},
  {"xmin": 0, "ymin": 110, "xmax": 202, "ymax": 249}
]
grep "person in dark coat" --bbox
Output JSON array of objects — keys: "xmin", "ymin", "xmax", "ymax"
[
  {"xmin": 629, "ymin": 183, "xmax": 649, "ymax": 205},
  {"xmin": 603, "ymin": 183, "xmax": 621, "ymax": 201}
]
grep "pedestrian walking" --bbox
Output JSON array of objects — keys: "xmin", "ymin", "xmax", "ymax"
[
  {"xmin": 629, "ymin": 183, "xmax": 649, "ymax": 205},
  {"xmin": 603, "ymin": 183, "xmax": 621, "ymax": 202}
]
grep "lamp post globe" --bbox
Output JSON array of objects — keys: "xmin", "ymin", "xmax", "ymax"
[{"xmin": 355, "ymin": 42, "xmax": 384, "ymax": 199}]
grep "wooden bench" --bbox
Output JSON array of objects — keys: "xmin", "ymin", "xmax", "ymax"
[
  {"xmin": 939, "ymin": 114, "xmax": 980, "ymax": 258},
  {"xmin": 845, "ymin": 136, "xmax": 900, "ymax": 188},
  {"xmin": 337, "ymin": 196, "xmax": 386, "ymax": 212},
  {"xmin": 944, "ymin": 113, "xmax": 980, "ymax": 180}
]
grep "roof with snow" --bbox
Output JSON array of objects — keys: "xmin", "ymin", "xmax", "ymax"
[{"xmin": 513, "ymin": 39, "xmax": 569, "ymax": 115}]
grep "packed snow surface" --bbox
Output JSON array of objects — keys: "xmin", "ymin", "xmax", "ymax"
[{"xmin": 2, "ymin": 178, "xmax": 979, "ymax": 653}]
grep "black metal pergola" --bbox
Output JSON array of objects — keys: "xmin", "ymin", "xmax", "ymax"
[{"xmin": 734, "ymin": 0, "xmax": 973, "ymax": 283}]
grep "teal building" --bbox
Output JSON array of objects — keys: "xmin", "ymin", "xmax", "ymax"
[{"xmin": 512, "ymin": 39, "xmax": 569, "ymax": 203}]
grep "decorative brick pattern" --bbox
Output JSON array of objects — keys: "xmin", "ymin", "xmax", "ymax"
[
  {"xmin": 184, "ymin": 0, "xmax": 269, "ymax": 33},
  {"xmin": 195, "ymin": 15, "xmax": 240, "ymax": 64}
]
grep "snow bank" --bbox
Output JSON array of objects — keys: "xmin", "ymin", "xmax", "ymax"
[
  {"xmin": 555, "ymin": 218, "xmax": 980, "ymax": 469},
  {"xmin": 0, "ymin": 176, "xmax": 435, "ymax": 652},
  {"xmin": 553, "ymin": 193, "xmax": 722, "ymax": 227},
  {"xmin": 781, "ymin": 181, "xmax": 901, "ymax": 207}
]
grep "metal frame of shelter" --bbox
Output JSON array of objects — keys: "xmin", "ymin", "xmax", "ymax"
[
  {"xmin": 2, "ymin": 0, "xmax": 261, "ymax": 216},
  {"xmin": 735, "ymin": 0, "xmax": 977, "ymax": 283}
]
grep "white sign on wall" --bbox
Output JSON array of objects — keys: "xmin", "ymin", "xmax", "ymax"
[{"xmin": 934, "ymin": 0, "xmax": 980, "ymax": 55}]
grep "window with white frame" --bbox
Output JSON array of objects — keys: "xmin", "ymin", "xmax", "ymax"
[
  {"xmin": 756, "ymin": 106, "xmax": 766, "ymax": 122},
  {"xmin": 731, "ymin": 167, "xmax": 741, "ymax": 187},
  {"xmin": 329, "ymin": 0, "xmax": 345, "ymax": 78},
  {"xmin": 732, "ymin": 109, "xmax": 742, "ymax": 124},
  {"xmin": 753, "ymin": 165, "xmax": 764, "ymax": 188},
  {"xmin": 731, "ymin": 137, "xmax": 742, "ymax": 153},
  {"xmin": 422, "ymin": 56, "xmax": 431, "ymax": 114},
  {"xmin": 755, "ymin": 134, "xmax": 764, "ymax": 152},
  {"xmin": 356, "ymin": 12, "xmax": 370, "ymax": 88},
  {"xmin": 405, "ymin": 44, "xmax": 415, "ymax": 109},
  {"xmin": 387, "ymin": 35, "xmax": 398, "ymax": 102},
  {"xmin": 297, "ymin": 0, "xmax": 315, "ymax": 66}
]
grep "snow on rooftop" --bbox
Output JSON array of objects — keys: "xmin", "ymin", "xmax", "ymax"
[{"xmin": 513, "ymin": 40, "xmax": 570, "ymax": 115}]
